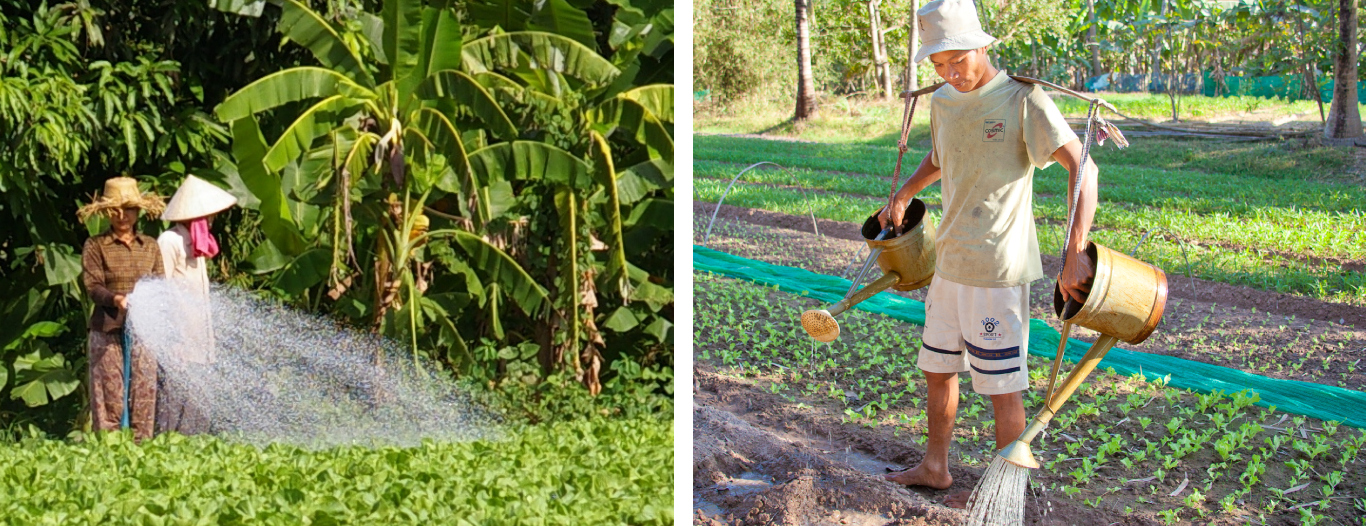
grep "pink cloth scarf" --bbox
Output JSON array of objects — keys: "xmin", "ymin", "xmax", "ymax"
[{"xmin": 189, "ymin": 218, "xmax": 219, "ymax": 258}]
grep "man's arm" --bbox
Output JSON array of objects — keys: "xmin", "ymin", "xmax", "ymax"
[
  {"xmin": 1049, "ymin": 139, "xmax": 1099, "ymax": 304},
  {"xmin": 877, "ymin": 150, "xmax": 943, "ymax": 231}
]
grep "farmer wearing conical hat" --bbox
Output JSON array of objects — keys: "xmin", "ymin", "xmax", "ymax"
[
  {"xmin": 78, "ymin": 176, "xmax": 167, "ymax": 441},
  {"xmin": 878, "ymin": 0, "xmax": 1098, "ymax": 508},
  {"xmin": 154, "ymin": 174, "xmax": 238, "ymax": 435}
]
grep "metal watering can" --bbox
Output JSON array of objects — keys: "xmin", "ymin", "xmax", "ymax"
[
  {"xmin": 999, "ymin": 241, "xmax": 1168, "ymax": 469},
  {"xmin": 800, "ymin": 199, "xmax": 936, "ymax": 343}
]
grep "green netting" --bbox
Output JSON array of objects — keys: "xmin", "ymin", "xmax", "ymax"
[
  {"xmin": 695, "ymin": 244, "xmax": 1366, "ymax": 429},
  {"xmin": 1201, "ymin": 72, "xmax": 1366, "ymax": 103}
]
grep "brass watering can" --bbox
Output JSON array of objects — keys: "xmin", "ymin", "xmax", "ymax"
[
  {"xmin": 999, "ymin": 242, "xmax": 1168, "ymax": 469},
  {"xmin": 801, "ymin": 199, "xmax": 936, "ymax": 343}
]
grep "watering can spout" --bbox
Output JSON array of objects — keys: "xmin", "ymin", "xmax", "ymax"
[
  {"xmin": 999, "ymin": 440, "xmax": 1039, "ymax": 469},
  {"xmin": 998, "ymin": 418, "xmax": 1048, "ymax": 469},
  {"xmin": 800, "ymin": 272, "xmax": 900, "ymax": 342}
]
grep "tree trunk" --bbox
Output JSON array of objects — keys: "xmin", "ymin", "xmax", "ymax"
[
  {"xmin": 1149, "ymin": 0, "xmax": 1167, "ymax": 91},
  {"xmin": 795, "ymin": 0, "xmax": 818, "ymax": 120},
  {"xmin": 907, "ymin": 0, "xmax": 919, "ymax": 92},
  {"xmin": 868, "ymin": 0, "xmax": 891, "ymax": 99},
  {"xmin": 1086, "ymin": 0, "xmax": 1101, "ymax": 78},
  {"xmin": 1325, "ymin": 0, "xmax": 1362, "ymax": 140}
]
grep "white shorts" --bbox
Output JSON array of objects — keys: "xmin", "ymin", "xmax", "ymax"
[{"xmin": 917, "ymin": 275, "xmax": 1030, "ymax": 395}]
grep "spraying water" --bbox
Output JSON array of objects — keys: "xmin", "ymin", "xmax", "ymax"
[
  {"xmin": 126, "ymin": 278, "xmax": 498, "ymax": 448},
  {"xmin": 963, "ymin": 456, "xmax": 1030, "ymax": 526}
]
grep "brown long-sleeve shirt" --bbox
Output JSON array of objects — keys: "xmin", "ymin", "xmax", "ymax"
[{"xmin": 82, "ymin": 231, "xmax": 164, "ymax": 333}]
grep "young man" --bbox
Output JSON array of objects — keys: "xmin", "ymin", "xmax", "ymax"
[
  {"xmin": 79, "ymin": 176, "xmax": 167, "ymax": 441},
  {"xmin": 879, "ymin": 0, "xmax": 1098, "ymax": 508}
]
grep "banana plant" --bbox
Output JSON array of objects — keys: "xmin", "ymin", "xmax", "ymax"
[{"xmin": 213, "ymin": 0, "xmax": 673, "ymax": 391}]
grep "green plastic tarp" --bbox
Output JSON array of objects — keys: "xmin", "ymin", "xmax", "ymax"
[{"xmin": 695, "ymin": 244, "xmax": 1366, "ymax": 429}]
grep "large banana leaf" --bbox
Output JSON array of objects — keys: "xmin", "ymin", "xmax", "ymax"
[
  {"xmin": 620, "ymin": 85, "xmax": 673, "ymax": 122},
  {"xmin": 384, "ymin": 0, "xmax": 424, "ymax": 103},
  {"xmin": 588, "ymin": 131, "xmax": 630, "ymax": 300},
  {"xmin": 529, "ymin": 0, "xmax": 596, "ymax": 50},
  {"xmin": 277, "ymin": 0, "xmax": 375, "ymax": 86},
  {"xmin": 263, "ymin": 95, "xmax": 359, "ymax": 173},
  {"xmin": 590, "ymin": 96, "xmax": 673, "ymax": 159},
  {"xmin": 466, "ymin": 141, "xmax": 592, "ymax": 188},
  {"xmin": 450, "ymin": 231, "xmax": 548, "ymax": 315},
  {"xmin": 231, "ymin": 117, "xmax": 307, "ymax": 256},
  {"xmin": 215, "ymin": 67, "xmax": 373, "ymax": 122},
  {"xmin": 417, "ymin": 5, "xmax": 463, "ymax": 80},
  {"xmin": 468, "ymin": 0, "xmax": 595, "ymax": 49},
  {"xmin": 616, "ymin": 158, "xmax": 671, "ymax": 204},
  {"xmin": 415, "ymin": 71, "xmax": 517, "ymax": 140},
  {"xmin": 414, "ymin": 108, "xmax": 486, "ymax": 226},
  {"xmin": 462, "ymin": 32, "xmax": 620, "ymax": 87}
]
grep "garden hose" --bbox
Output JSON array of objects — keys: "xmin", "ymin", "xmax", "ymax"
[{"xmin": 121, "ymin": 329, "xmax": 132, "ymax": 430}]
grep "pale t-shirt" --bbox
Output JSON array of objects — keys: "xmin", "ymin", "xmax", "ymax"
[
  {"xmin": 157, "ymin": 224, "xmax": 215, "ymax": 363},
  {"xmin": 928, "ymin": 71, "xmax": 1077, "ymax": 288}
]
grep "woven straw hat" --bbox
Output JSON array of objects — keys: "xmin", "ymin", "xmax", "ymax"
[
  {"xmin": 162, "ymin": 175, "xmax": 238, "ymax": 222},
  {"xmin": 913, "ymin": 0, "xmax": 997, "ymax": 63},
  {"xmin": 76, "ymin": 177, "xmax": 167, "ymax": 222}
]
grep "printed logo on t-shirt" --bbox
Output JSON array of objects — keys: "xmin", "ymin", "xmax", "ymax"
[
  {"xmin": 983, "ymin": 120, "xmax": 1005, "ymax": 142},
  {"xmin": 980, "ymin": 317, "xmax": 1003, "ymax": 341}
]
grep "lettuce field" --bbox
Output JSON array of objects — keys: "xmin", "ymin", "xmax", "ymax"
[{"xmin": 0, "ymin": 415, "xmax": 672, "ymax": 524}]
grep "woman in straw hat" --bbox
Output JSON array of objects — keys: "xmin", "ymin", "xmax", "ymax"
[
  {"xmin": 154, "ymin": 174, "xmax": 238, "ymax": 435},
  {"xmin": 78, "ymin": 176, "xmax": 167, "ymax": 441}
]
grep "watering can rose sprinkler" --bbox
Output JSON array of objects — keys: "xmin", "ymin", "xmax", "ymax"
[{"xmin": 800, "ymin": 198, "xmax": 938, "ymax": 342}]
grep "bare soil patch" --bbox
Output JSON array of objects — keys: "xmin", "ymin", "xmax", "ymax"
[{"xmin": 694, "ymin": 368, "xmax": 1158, "ymax": 526}]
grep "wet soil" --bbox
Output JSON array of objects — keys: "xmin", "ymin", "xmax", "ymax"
[
  {"xmin": 694, "ymin": 201, "xmax": 1366, "ymax": 391},
  {"xmin": 693, "ymin": 368, "xmax": 1161, "ymax": 526}
]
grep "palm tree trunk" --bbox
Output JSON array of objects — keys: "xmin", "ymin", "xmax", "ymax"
[
  {"xmin": 1086, "ymin": 0, "xmax": 1101, "ymax": 78},
  {"xmin": 1325, "ymin": 0, "xmax": 1362, "ymax": 140},
  {"xmin": 908, "ymin": 0, "xmax": 919, "ymax": 92},
  {"xmin": 795, "ymin": 0, "xmax": 818, "ymax": 120}
]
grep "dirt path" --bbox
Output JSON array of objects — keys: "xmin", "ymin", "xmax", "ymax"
[{"xmin": 693, "ymin": 201, "xmax": 1366, "ymax": 390}]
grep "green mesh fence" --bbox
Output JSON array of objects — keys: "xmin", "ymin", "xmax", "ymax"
[
  {"xmin": 695, "ymin": 244, "xmax": 1366, "ymax": 429},
  {"xmin": 1201, "ymin": 72, "xmax": 1366, "ymax": 102}
]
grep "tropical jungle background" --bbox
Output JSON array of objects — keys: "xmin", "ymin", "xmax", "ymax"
[{"xmin": 697, "ymin": 0, "xmax": 1362, "ymax": 132}]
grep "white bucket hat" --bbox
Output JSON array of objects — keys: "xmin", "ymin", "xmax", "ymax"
[
  {"xmin": 914, "ymin": 0, "xmax": 997, "ymax": 63},
  {"xmin": 162, "ymin": 175, "xmax": 238, "ymax": 221}
]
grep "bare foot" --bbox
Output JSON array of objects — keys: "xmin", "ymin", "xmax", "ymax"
[
  {"xmin": 943, "ymin": 489, "xmax": 972, "ymax": 509},
  {"xmin": 883, "ymin": 462, "xmax": 952, "ymax": 490}
]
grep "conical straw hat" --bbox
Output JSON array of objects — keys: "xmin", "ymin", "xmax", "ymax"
[
  {"xmin": 76, "ymin": 177, "xmax": 167, "ymax": 222},
  {"xmin": 162, "ymin": 175, "xmax": 238, "ymax": 221}
]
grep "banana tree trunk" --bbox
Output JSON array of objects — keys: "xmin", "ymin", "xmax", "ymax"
[
  {"xmin": 1325, "ymin": 0, "xmax": 1363, "ymax": 140},
  {"xmin": 795, "ymin": 0, "xmax": 818, "ymax": 120}
]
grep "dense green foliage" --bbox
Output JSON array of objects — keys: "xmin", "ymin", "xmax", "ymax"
[
  {"xmin": 0, "ymin": 415, "xmax": 673, "ymax": 524},
  {"xmin": 0, "ymin": 0, "xmax": 674, "ymax": 434},
  {"xmin": 694, "ymin": 0, "xmax": 1363, "ymax": 105},
  {"xmin": 0, "ymin": 0, "xmax": 303, "ymax": 431}
]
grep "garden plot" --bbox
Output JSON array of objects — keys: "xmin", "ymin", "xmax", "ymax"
[
  {"xmin": 693, "ymin": 210, "xmax": 1366, "ymax": 524},
  {"xmin": 691, "ymin": 266, "xmax": 1366, "ymax": 526},
  {"xmin": 695, "ymin": 205, "xmax": 1366, "ymax": 390}
]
